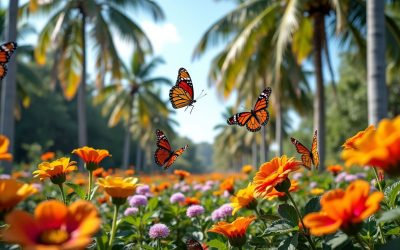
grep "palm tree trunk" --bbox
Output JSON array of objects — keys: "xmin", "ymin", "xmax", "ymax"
[
  {"xmin": 313, "ymin": 12, "xmax": 325, "ymax": 171},
  {"xmin": 122, "ymin": 125, "xmax": 132, "ymax": 169},
  {"xmin": 0, "ymin": 0, "xmax": 19, "ymax": 174},
  {"xmin": 367, "ymin": 0, "xmax": 387, "ymax": 125},
  {"xmin": 77, "ymin": 10, "xmax": 87, "ymax": 169},
  {"xmin": 275, "ymin": 94, "xmax": 283, "ymax": 156}
]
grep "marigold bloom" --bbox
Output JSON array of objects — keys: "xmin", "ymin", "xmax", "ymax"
[
  {"xmin": 241, "ymin": 165, "xmax": 254, "ymax": 174},
  {"xmin": 72, "ymin": 146, "xmax": 111, "ymax": 171},
  {"xmin": 0, "ymin": 134, "xmax": 12, "ymax": 161},
  {"xmin": 93, "ymin": 167, "xmax": 104, "ymax": 178},
  {"xmin": 97, "ymin": 176, "xmax": 140, "ymax": 199},
  {"xmin": 264, "ymin": 180, "xmax": 299, "ymax": 201},
  {"xmin": 230, "ymin": 183, "xmax": 257, "ymax": 215},
  {"xmin": 342, "ymin": 117, "xmax": 400, "ymax": 176},
  {"xmin": 253, "ymin": 156, "xmax": 301, "ymax": 197},
  {"xmin": 0, "ymin": 179, "xmax": 37, "ymax": 218},
  {"xmin": 2, "ymin": 200, "xmax": 100, "ymax": 249},
  {"xmin": 208, "ymin": 216, "xmax": 256, "ymax": 247},
  {"xmin": 304, "ymin": 180, "xmax": 383, "ymax": 236},
  {"xmin": 220, "ymin": 178, "xmax": 235, "ymax": 194},
  {"xmin": 40, "ymin": 151, "xmax": 55, "ymax": 161},
  {"xmin": 185, "ymin": 197, "xmax": 200, "ymax": 206},
  {"xmin": 174, "ymin": 169, "xmax": 190, "ymax": 180},
  {"xmin": 327, "ymin": 165, "xmax": 343, "ymax": 175},
  {"xmin": 33, "ymin": 157, "xmax": 77, "ymax": 184},
  {"xmin": 342, "ymin": 125, "xmax": 375, "ymax": 150}
]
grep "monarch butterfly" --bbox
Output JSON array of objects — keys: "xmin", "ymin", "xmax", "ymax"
[
  {"xmin": 0, "ymin": 42, "xmax": 17, "ymax": 80},
  {"xmin": 290, "ymin": 130, "xmax": 319, "ymax": 170},
  {"xmin": 186, "ymin": 238, "xmax": 204, "ymax": 250},
  {"xmin": 227, "ymin": 87, "xmax": 272, "ymax": 132},
  {"xmin": 169, "ymin": 68, "xmax": 205, "ymax": 113},
  {"xmin": 154, "ymin": 129, "xmax": 188, "ymax": 170}
]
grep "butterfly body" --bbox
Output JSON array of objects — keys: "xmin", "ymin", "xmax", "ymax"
[
  {"xmin": 186, "ymin": 238, "xmax": 204, "ymax": 250},
  {"xmin": 290, "ymin": 130, "xmax": 319, "ymax": 170},
  {"xmin": 154, "ymin": 129, "xmax": 188, "ymax": 170},
  {"xmin": 227, "ymin": 87, "xmax": 272, "ymax": 132},
  {"xmin": 170, "ymin": 68, "xmax": 203, "ymax": 112},
  {"xmin": 0, "ymin": 42, "xmax": 17, "ymax": 80}
]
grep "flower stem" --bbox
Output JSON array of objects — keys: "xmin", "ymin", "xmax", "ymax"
[
  {"xmin": 372, "ymin": 167, "xmax": 383, "ymax": 192},
  {"xmin": 58, "ymin": 184, "xmax": 67, "ymax": 205},
  {"xmin": 286, "ymin": 191, "xmax": 316, "ymax": 250},
  {"xmin": 354, "ymin": 234, "xmax": 368, "ymax": 250},
  {"xmin": 87, "ymin": 170, "xmax": 93, "ymax": 200},
  {"xmin": 108, "ymin": 204, "xmax": 120, "ymax": 249}
]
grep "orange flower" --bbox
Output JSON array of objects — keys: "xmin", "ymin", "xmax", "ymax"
[
  {"xmin": 184, "ymin": 197, "xmax": 200, "ymax": 206},
  {"xmin": 33, "ymin": 157, "xmax": 77, "ymax": 184},
  {"xmin": 253, "ymin": 155, "xmax": 302, "ymax": 197},
  {"xmin": 174, "ymin": 169, "xmax": 190, "ymax": 180},
  {"xmin": 2, "ymin": 200, "xmax": 100, "ymax": 249},
  {"xmin": 93, "ymin": 167, "xmax": 104, "ymax": 178},
  {"xmin": 342, "ymin": 117, "xmax": 400, "ymax": 176},
  {"xmin": 209, "ymin": 216, "xmax": 256, "ymax": 247},
  {"xmin": 0, "ymin": 134, "xmax": 12, "ymax": 161},
  {"xmin": 97, "ymin": 194, "xmax": 110, "ymax": 205},
  {"xmin": 40, "ymin": 151, "xmax": 55, "ymax": 161},
  {"xmin": 264, "ymin": 180, "xmax": 299, "ymax": 201},
  {"xmin": 0, "ymin": 179, "xmax": 37, "ymax": 219},
  {"xmin": 327, "ymin": 165, "xmax": 343, "ymax": 175},
  {"xmin": 220, "ymin": 178, "xmax": 235, "ymax": 194},
  {"xmin": 304, "ymin": 180, "xmax": 383, "ymax": 236},
  {"xmin": 97, "ymin": 176, "xmax": 140, "ymax": 202},
  {"xmin": 230, "ymin": 183, "xmax": 257, "ymax": 215},
  {"xmin": 241, "ymin": 165, "xmax": 254, "ymax": 174},
  {"xmin": 125, "ymin": 169, "xmax": 135, "ymax": 176},
  {"xmin": 72, "ymin": 146, "xmax": 111, "ymax": 171},
  {"xmin": 342, "ymin": 125, "xmax": 375, "ymax": 150}
]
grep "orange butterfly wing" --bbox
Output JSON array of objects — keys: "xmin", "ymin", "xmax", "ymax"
[
  {"xmin": 0, "ymin": 42, "xmax": 17, "ymax": 79},
  {"xmin": 311, "ymin": 130, "xmax": 319, "ymax": 169},
  {"xmin": 290, "ymin": 137, "xmax": 312, "ymax": 170},
  {"xmin": 227, "ymin": 112, "xmax": 252, "ymax": 126},
  {"xmin": 163, "ymin": 145, "xmax": 189, "ymax": 170},
  {"xmin": 154, "ymin": 129, "xmax": 188, "ymax": 169},
  {"xmin": 169, "ymin": 68, "xmax": 195, "ymax": 109}
]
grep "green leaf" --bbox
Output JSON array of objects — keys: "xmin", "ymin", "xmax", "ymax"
[
  {"xmin": 148, "ymin": 197, "xmax": 159, "ymax": 211},
  {"xmin": 65, "ymin": 182, "xmax": 86, "ymax": 199},
  {"xmin": 207, "ymin": 239, "xmax": 228, "ymax": 250},
  {"xmin": 278, "ymin": 233, "xmax": 298, "ymax": 250},
  {"xmin": 378, "ymin": 208, "xmax": 400, "ymax": 223},
  {"xmin": 262, "ymin": 219, "xmax": 297, "ymax": 236},
  {"xmin": 278, "ymin": 204, "xmax": 299, "ymax": 225},
  {"xmin": 89, "ymin": 185, "xmax": 99, "ymax": 201},
  {"xmin": 384, "ymin": 180, "xmax": 400, "ymax": 208},
  {"xmin": 325, "ymin": 232, "xmax": 349, "ymax": 249},
  {"xmin": 386, "ymin": 227, "xmax": 400, "ymax": 235},
  {"xmin": 304, "ymin": 196, "xmax": 321, "ymax": 215},
  {"xmin": 248, "ymin": 236, "xmax": 268, "ymax": 248},
  {"xmin": 66, "ymin": 192, "xmax": 76, "ymax": 204},
  {"xmin": 292, "ymin": 18, "xmax": 313, "ymax": 64}
]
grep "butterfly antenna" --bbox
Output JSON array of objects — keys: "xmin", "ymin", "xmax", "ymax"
[
  {"xmin": 196, "ymin": 89, "xmax": 207, "ymax": 100},
  {"xmin": 184, "ymin": 105, "xmax": 190, "ymax": 112},
  {"xmin": 190, "ymin": 105, "xmax": 194, "ymax": 114}
]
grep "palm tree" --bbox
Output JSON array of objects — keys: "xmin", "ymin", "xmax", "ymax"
[
  {"xmin": 194, "ymin": 0, "xmax": 400, "ymax": 169},
  {"xmin": 95, "ymin": 53, "xmax": 172, "ymax": 169},
  {"xmin": 23, "ymin": 0, "xmax": 164, "ymax": 151}
]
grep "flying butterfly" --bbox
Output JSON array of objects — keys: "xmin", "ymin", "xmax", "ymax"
[
  {"xmin": 154, "ymin": 129, "xmax": 189, "ymax": 170},
  {"xmin": 290, "ymin": 130, "xmax": 319, "ymax": 170},
  {"xmin": 227, "ymin": 87, "xmax": 272, "ymax": 132},
  {"xmin": 0, "ymin": 42, "xmax": 17, "ymax": 80},
  {"xmin": 186, "ymin": 238, "xmax": 204, "ymax": 250},
  {"xmin": 169, "ymin": 68, "xmax": 205, "ymax": 113}
]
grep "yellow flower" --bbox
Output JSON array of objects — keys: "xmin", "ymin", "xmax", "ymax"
[
  {"xmin": 33, "ymin": 157, "xmax": 77, "ymax": 184},
  {"xmin": 230, "ymin": 183, "xmax": 257, "ymax": 215},
  {"xmin": 342, "ymin": 116, "xmax": 400, "ymax": 176},
  {"xmin": 2, "ymin": 200, "xmax": 100, "ymax": 249},
  {"xmin": 209, "ymin": 216, "xmax": 256, "ymax": 248},
  {"xmin": 241, "ymin": 165, "xmax": 254, "ymax": 174},
  {"xmin": 253, "ymin": 155, "xmax": 301, "ymax": 197},
  {"xmin": 0, "ymin": 134, "xmax": 12, "ymax": 161},
  {"xmin": 310, "ymin": 188, "xmax": 325, "ymax": 195},
  {"xmin": 97, "ymin": 176, "xmax": 140, "ymax": 202},
  {"xmin": 0, "ymin": 179, "xmax": 37, "ymax": 218},
  {"xmin": 304, "ymin": 180, "xmax": 383, "ymax": 236},
  {"xmin": 72, "ymin": 146, "xmax": 111, "ymax": 171}
]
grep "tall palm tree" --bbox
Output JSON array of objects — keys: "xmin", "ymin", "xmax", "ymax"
[
  {"xmin": 95, "ymin": 53, "xmax": 172, "ymax": 169},
  {"xmin": 23, "ymin": 0, "xmax": 164, "ymax": 150}
]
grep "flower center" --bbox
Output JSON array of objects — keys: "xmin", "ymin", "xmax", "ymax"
[{"xmin": 39, "ymin": 229, "xmax": 69, "ymax": 244}]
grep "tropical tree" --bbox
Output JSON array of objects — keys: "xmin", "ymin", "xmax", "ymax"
[
  {"xmin": 95, "ymin": 53, "xmax": 172, "ymax": 169},
  {"xmin": 22, "ymin": 0, "xmax": 164, "ymax": 151}
]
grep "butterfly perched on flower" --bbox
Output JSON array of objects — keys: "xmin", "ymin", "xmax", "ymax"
[
  {"xmin": 169, "ymin": 68, "xmax": 205, "ymax": 113},
  {"xmin": 154, "ymin": 129, "xmax": 188, "ymax": 170},
  {"xmin": 290, "ymin": 130, "xmax": 319, "ymax": 170},
  {"xmin": 186, "ymin": 238, "xmax": 204, "ymax": 250},
  {"xmin": 227, "ymin": 87, "xmax": 272, "ymax": 132},
  {"xmin": 0, "ymin": 42, "xmax": 17, "ymax": 80}
]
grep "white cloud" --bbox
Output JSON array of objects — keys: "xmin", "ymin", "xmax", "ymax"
[{"xmin": 141, "ymin": 21, "xmax": 181, "ymax": 53}]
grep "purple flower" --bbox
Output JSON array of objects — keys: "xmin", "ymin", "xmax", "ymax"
[
  {"xmin": 211, "ymin": 209, "xmax": 222, "ymax": 221},
  {"xmin": 201, "ymin": 185, "xmax": 212, "ymax": 192},
  {"xmin": 124, "ymin": 207, "xmax": 139, "ymax": 216},
  {"xmin": 344, "ymin": 174, "xmax": 358, "ymax": 182},
  {"xmin": 129, "ymin": 195, "xmax": 148, "ymax": 207},
  {"xmin": 149, "ymin": 223, "xmax": 170, "ymax": 239},
  {"xmin": 170, "ymin": 192, "xmax": 185, "ymax": 203},
  {"xmin": 292, "ymin": 172, "xmax": 302, "ymax": 180},
  {"xmin": 356, "ymin": 172, "xmax": 367, "ymax": 179},
  {"xmin": 205, "ymin": 180, "xmax": 214, "ymax": 186},
  {"xmin": 31, "ymin": 183, "xmax": 43, "ymax": 192},
  {"xmin": 180, "ymin": 185, "xmax": 190, "ymax": 192},
  {"xmin": 335, "ymin": 172, "xmax": 347, "ymax": 182},
  {"xmin": 136, "ymin": 185, "xmax": 150, "ymax": 195},
  {"xmin": 193, "ymin": 184, "xmax": 203, "ymax": 191},
  {"xmin": 309, "ymin": 182, "xmax": 317, "ymax": 189},
  {"xmin": 186, "ymin": 205, "xmax": 205, "ymax": 218},
  {"xmin": 0, "ymin": 174, "xmax": 11, "ymax": 179},
  {"xmin": 218, "ymin": 204, "xmax": 233, "ymax": 217}
]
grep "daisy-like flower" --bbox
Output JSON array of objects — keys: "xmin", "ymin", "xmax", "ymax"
[
  {"xmin": 219, "ymin": 178, "xmax": 235, "ymax": 194},
  {"xmin": 241, "ymin": 165, "xmax": 254, "ymax": 174},
  {"xmin": 92, "ymin": 167, "xmax": 104, "ymax": 178},
  {"xmin": 208, "ymin": 216, "xmax": 256, "ymax": 248},
  {"xmin": 0, "ymin": 134, "xmax": 12, "ymax": 161},
  {"xmin": 2, "ymin": 200, "xmax": 100, "ymax": 249},
  {"xmin": 72, "ymin": 146, "xmax": 111, "ymax": 171},
  {"xmin": 327, "ymin": 165, "xmax": 343, "ymax": 176},
  {"xmin": 304, "ymin": 180, "xmax": 383, "ymax": 236},
  {"xmin": 174, "ymin": 169, "xmax": 190, "ymax": 181},
  {"xmin": 33, "ymin": 157, "xmax": 77, "ymax": 184},
  {"xmin": 253, "ymin": 155, "xmax": 302, "ymax": 197},
  {"xmin": 149, "ymin": 223, "xmax": 170, "ymax": 239},
  {"xmin": 97, "ymin": 176, "xmax": 141, "ymax": 205},
  {"xmin": 0, "ymin": 179, "xmax": 37, "ymax": 219},
  {"xmin": 186, "ymin": 205, "xmax": 205, "ymax": 218},
  {"xmin": 230, "ymin": 183, "xmax": 257, "ymax": 215},
  {"xmin": 264, "ymin": 180, "xmax": 299, "ymax": 201}
]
